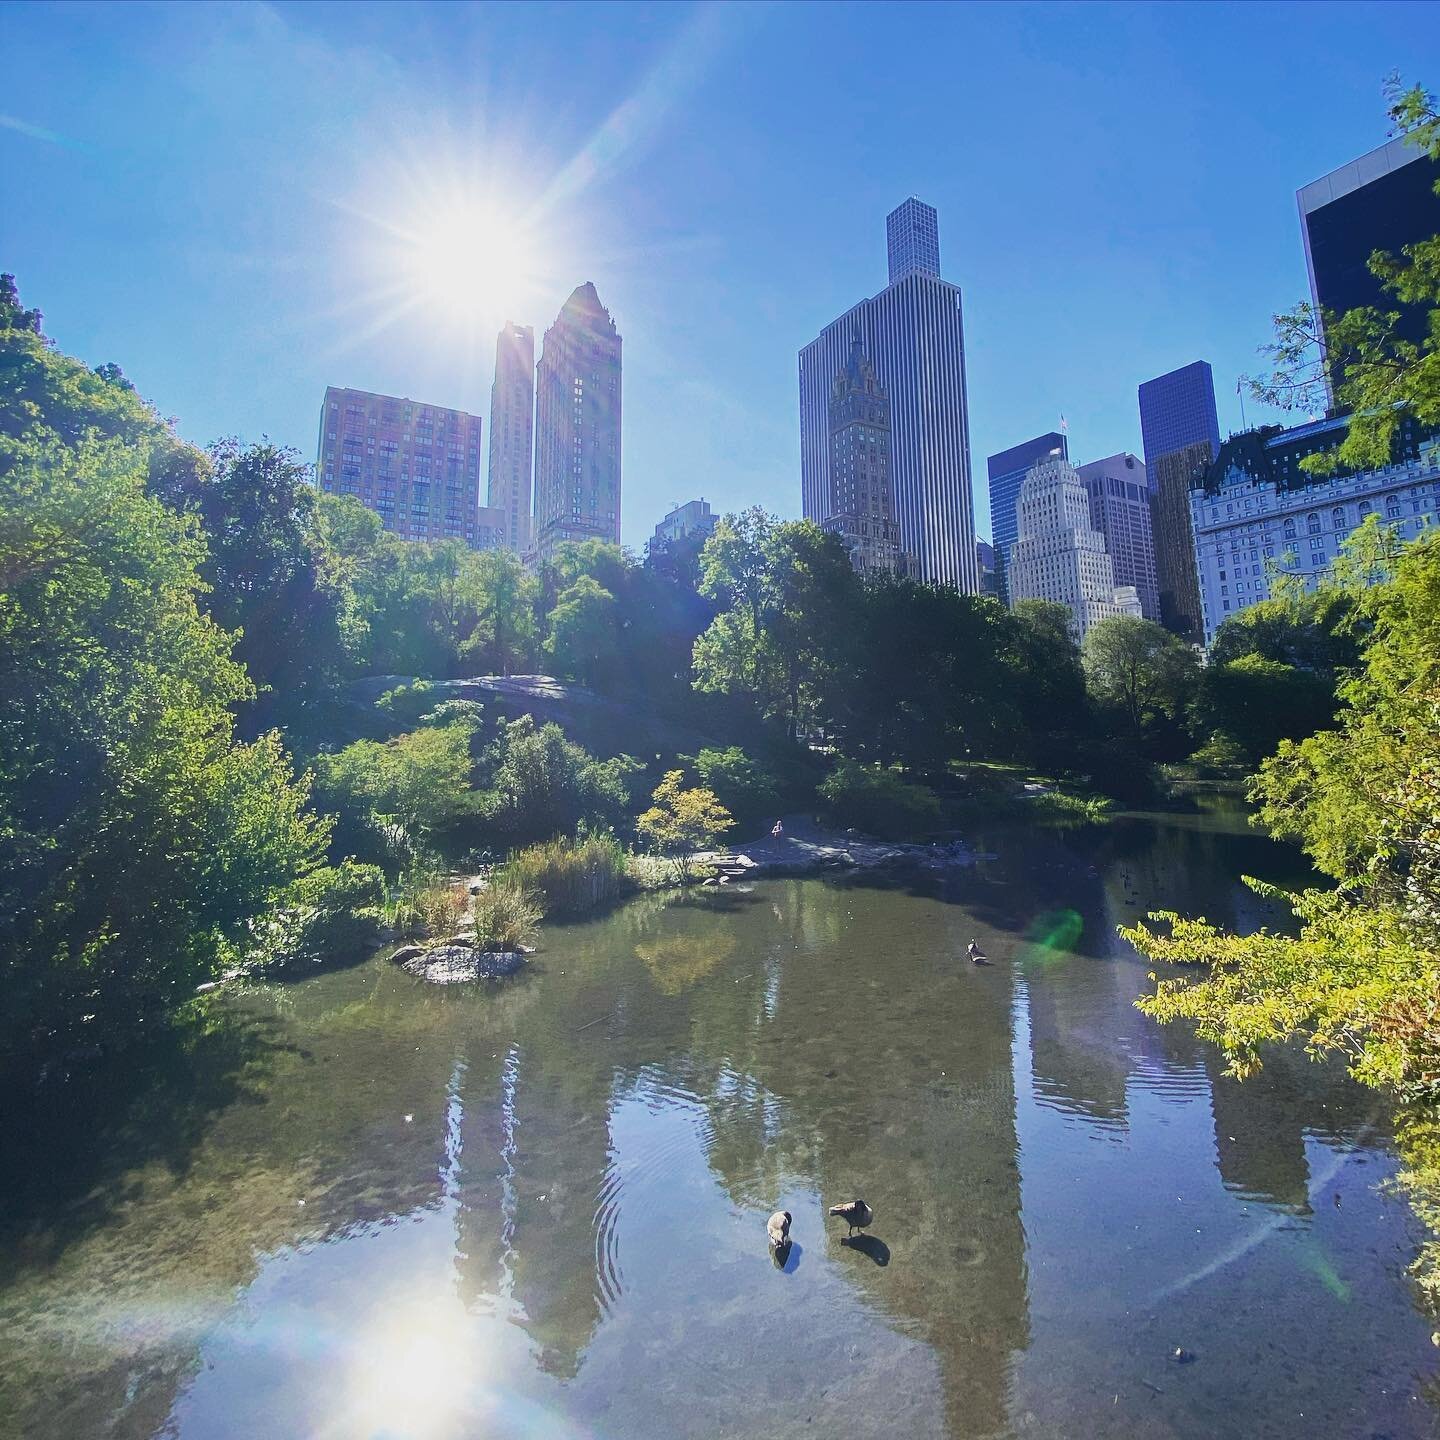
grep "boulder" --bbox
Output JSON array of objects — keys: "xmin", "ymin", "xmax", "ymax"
[
  {"xmin": 390, "ymin": 944, "xmax": 425, "ymax": 966},
  {"xmin": 399, "ymin": 945, "xmax": 528, "ymax": 984}
]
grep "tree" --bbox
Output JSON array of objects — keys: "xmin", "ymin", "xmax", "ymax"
[
  {"xmin": 691, "ymin": 746, "xmax": 780, "ymax": 830},
  {"xmin": 1081, "ymin": 615, "xmax": 1199, "ymax": 751},
  {"xmin": 462, "ymin": 547, "xmax": 538, "ymax": 676},
  {"xmin": 1208, "ymin": 589, "xmax": 1361, "ymax": 677},
  {"xmin": 0, "ymin": 437, "xmax": 327, "ymax": 1067},
  {"xmin": 1193, "ymin": 654, "xmax": 1338, "ymax": 764},
  {"xmin": 545, "ymin": 573, "xmax": 619, "ymax": 687},
  {"xmin": 1249, "ymin": 77, "xmax": 1440, "ymax": 474},
  {"xmin": 1126, "ymin": 525, "xmax": 1440, "ymax": 1301},
  {"xmin": 155, "ymin": 439, "xmax": 347, "ymax": 727},
  {"xmin": 637, "ymin": 770, "xmax": 734, "ymax": 880}
]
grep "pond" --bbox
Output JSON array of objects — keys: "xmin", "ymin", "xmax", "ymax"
[{"xmin": 2, "ymin": 798, "xmax": 1435, "ymax": 1439}]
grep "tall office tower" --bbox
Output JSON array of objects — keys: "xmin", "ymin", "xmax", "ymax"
[
  {"xmin": 799, "ymin": 200, "xmax": 977, "ymax": 589},
  {"xmin": 1007, "ymin": 456, "xmax": 1124, "ymax": 641},
  {"xmin": 1148, "ymin": 441, "xmax": 1212, "ymax": 642},
  {"xmin": 1076, "ymin": 452, "xmax": 1159, "ymax": 620},
  {"xmin": 1138, "ymin": 360, "xmax": 1221, "ymax": 638},
  {"xmin": 486, "ymin": 322, "xmax": 534, "ymax": 551},
  {"xmin": 1299, "ymin": 135, "xmax": 1440, "ymax": 403},
  {"xmin": 821, "ymin": 338, "xmax": 904, "ymax": 573},
  {"xmin": 885, "ymin": 196, "xmax": 941, "ymax": 283},
  {"xmin": 1191, "ymin": 415, "xmax": 1440, "ymax": 645},
  {"xmin": 316, "ymin": 386, "xmax": 504, "ymax": 550},
  {"xmin": 986, "ymin": 431, "xmax": 1068, "ymax": 606},
  {"xmin": 532, "ymin": 282, "xmax": 622, "ymax": 561}
]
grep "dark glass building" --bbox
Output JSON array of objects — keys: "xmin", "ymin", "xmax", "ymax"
[
  {"xmin": 1299, "ymin": 136, "xmax": 1440, "ymax": 402},
  {"xmin": 986, "ymin": 431, "xmax": 1067, "ymax": 606},
  {"xmin": 1137, "ymin": 361, "xmax": 1221, "ymax": 486}
]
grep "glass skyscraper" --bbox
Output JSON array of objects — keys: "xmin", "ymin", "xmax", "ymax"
[
  {"xmin": 1299, "ymin": 136, "xmax": 1440, "ymax": 403},
  {"xmin": 885, "ymin": 197, "xmax": 941, "ymax": 284},
  {"xmin": 799, "ymin": 200, "xmax": 978, "ymax": 591},
  {"xmin": 986, "ymin": 431, "xmax": 1067, "ymax": 606},
  {"xmin": 1137, "ymin": 360, "xmax": 1221, "ymax": 639},
  {"xmin": 1137, "ymin": 361, "xmax": 1221, "ymax": 480}
]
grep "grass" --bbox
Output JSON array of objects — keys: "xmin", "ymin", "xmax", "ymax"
[
  {"xmin": 383, "ymin": 872, "xmax": 470, "ymax": 939},
  {"xmin": 498, "ymin": 833, "xmax": 632, "ymax": 919},
  {"xmin": 471, "ymin": 881, "xmax": 542, "ymax": 951},
  {"xmin": 1025, "ymin": 790, "xmax": 1114, "ymax": 824}
]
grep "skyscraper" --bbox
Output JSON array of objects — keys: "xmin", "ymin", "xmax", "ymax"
[
  {"xmin": 486, "ymin": 322, "xmax": 534, "ymax": 551},
  {"xmin": 1138, "ymin": 361, "xmax": 1221, "ymax": 639},
  {"xmin": 799, "ymin": 200, "xmax": 978, "ymax": 590},
  {"xmin": 316, "ymin": 386, "xmax": 504, "ymax": 550},
  {"xmin": 532, "ymin": 282, "xmax": 622, "ymax": 561},
  {"xmin": 1137, "ymin": 360, "xmax": 1221, "ymax": 478},
  {"xmin": 986, "ymin": 432, "xmax": 1068, "ymax": 606},
  {"xmin": 1076, "ymin": 452, "xmax": 1159, "ymax": 620},
  {"xmin": 885, "ymin": 197, "xmax": 941, "ymax": 284},
  {"xmin": 822, "ymin": 338, "xmax": 903, "ymax": 573},
  {"xmin": 1299, "ymin": 135, "xmax": 1440, "ymax": 403},
  {"xmin": 1007, "ymin": 456, "xmax": 1124, "ymax": 641}
]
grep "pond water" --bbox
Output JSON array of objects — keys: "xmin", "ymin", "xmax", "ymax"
[{"xmin": 2, "ymin": 799, "xmax": 1436, "ymax": 1439}]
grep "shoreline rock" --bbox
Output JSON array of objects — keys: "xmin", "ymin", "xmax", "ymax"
[{"xmin": 395, "ymin": 943, "xmax": 530, "ymax": 984}]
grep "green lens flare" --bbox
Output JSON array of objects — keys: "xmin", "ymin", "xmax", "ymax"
[{"xmin": 1022, "ymin": 908, "xmax": 1083, "ymax": 964}]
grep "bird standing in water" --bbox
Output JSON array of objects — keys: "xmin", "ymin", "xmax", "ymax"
[
  {"xmin": 828, "ymin": 1199, "xmax": 873, "ymax": 1236},
  {"xmin": 966, "ymin": 939, "xmax": 990, "ymax": 965},
  {"xmin": 767, "ymin": 1210, "xmax": 792, "ymax": 1248}
]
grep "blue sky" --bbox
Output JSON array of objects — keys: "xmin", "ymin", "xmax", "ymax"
[{"xmin": 3, "ymin": 1, "xmax": 1436, "ymax": 547}]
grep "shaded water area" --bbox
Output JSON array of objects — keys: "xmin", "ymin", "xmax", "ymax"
[{"xmin": 3, "ymin": 797, "xmax": 1436, "ymax": 1438}]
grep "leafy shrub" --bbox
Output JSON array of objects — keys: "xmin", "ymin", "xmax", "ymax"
[
  {"xmin": 690, "ymin": 746, "xmax": 780, "ymax": 828},
  {"xmin": 376, "ymin": 680, "xmax": 437, "ymax": 728},
  {"xmin": 817, "ymin": 758, "xmax": 940, "ymax": 840},
  {"xmin": 637, "ymin": 771, "xmax": 735, "ymax": 879},
  {"xmin": 476, "ymin": 715, "xmax": 641, "ymax": 844},
  {"xmin": 1026, "ymin": 790, "xmax": 1113, "ymax": 825},
  {"xmin": 255, "ymin": 861, "xmax": 386, "ymax": 972},
  {"xmin": 499, "ymin": 834, "xmax": 630, "ymax": 918}
]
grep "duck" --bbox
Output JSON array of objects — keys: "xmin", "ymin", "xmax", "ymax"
[
  {"xmin": 767, "ymin": 1210, "xmax": 792, "ymax": 1248},
  {"xmin": 966, "ymin": 939, "xmax": 991, "ymax": 965},
  {"xmin": 828, "ymin": 1198, "xmax": 873, "ymax": 1236}
]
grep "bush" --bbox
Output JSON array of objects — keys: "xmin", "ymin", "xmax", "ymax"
[
  {"xmin": 254, "ymin": 861, "xmax": 386, "ymax": 972},
  {"xmin": 817, "ymin": 759, "xmax": 940, "ymax": 840},
  {"xmin": 1026, "ymin": 790, "xmax": 1113, "ymax": 825},
  {"xmin": 499, "ymin": 834, "xmax": 630, "ymax": 918},
  {"xmin": 690, "ymin": 746, "xmax": 780, "ymax": 828},
  {"xmin": 476, "ymin": 715, "xmax": 641, "ymax": 844},
  {"xmin": 471, "ymin": 881, "xmax": 542, "ymax": 951}
]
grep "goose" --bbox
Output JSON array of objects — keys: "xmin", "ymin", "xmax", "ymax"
[
  {"xmin": 828, "ymin": 1198, "xmax": 873, "ymax": 1236},
  {"xmin": 767, "ymin": 1210, "xmax": 792, "ymax": 1247}
]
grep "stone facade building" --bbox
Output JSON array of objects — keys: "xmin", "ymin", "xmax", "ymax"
[
  {"xmin": 486, "ymin": 322, "xmax": 534, "ymax": 552},
  {"xmin": 822, "ymin": 339, "xmax": 903, "ymax": 574},
  {"xmin": 1008, "ymin": 456, "xmax": 1125, "ymax": 641}
]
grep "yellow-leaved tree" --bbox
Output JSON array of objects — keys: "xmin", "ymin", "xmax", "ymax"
[{"xmin": 637, "ymin": 771, "xmax": 734, "ymax": 882}]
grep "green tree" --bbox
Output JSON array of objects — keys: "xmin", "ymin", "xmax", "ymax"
[
  {"xmin": 1249, "ymin": 77, "xmax": 1440, "ymax": 473},
  {"xmin": 0, "ymin": 437, "xmax": 327, "ymax": 1066},
  {"xmin": 817, "ymin": 758, "xmax": 941, "ymax": 840},
  {"xmin": 1126, "ymin": 525, "xmax": 1440, "ymax": 1300},
  {"xmin": 478, "ymin": 715, "xmax": 639, "ymax": 845},
  {"xmin": 1081, "ymin": 615, "xmax": 1199, "ymax": 750},
  {"xmin": 462, "ymin": 546, "xmax": 538, "ymax": 676},
  {"xmin": 155, "ymin": 439, "xmax": 347, "ymax": 727},
  {"xmin": 690, "ymin": 746, "xmax": 780, "ymax": 830},
  {"xmin": 637, "ymin": 770, "xmax": 734, "ymax": 880},
  {"xmin": 1193, "ymin": 653, "xmax": 1337, "ymax": 764},
  {"xmin": 545, "ymin": 573, "xmax": 620, "ymax": 686}
]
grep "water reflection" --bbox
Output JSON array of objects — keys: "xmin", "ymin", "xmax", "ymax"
[{"xmin": 0, "ymin": 798, "xmax": 1434, "ymax": 1439}]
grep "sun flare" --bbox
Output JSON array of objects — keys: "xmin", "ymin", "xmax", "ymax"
[{"xmin": 400, "ymin": 201, "xmax": 535, "ymax": 318}]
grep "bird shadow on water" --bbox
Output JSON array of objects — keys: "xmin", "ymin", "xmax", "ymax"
[
  {"xmin": 839, "ymin": 1234, "xmax": 890, "ymax": 1266},
  {"xmin": 771, "ymin": 1239, "xmax": 803, "ymax": 1273}
]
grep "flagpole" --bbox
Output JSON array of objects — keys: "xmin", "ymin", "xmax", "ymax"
[{"xmin": 1237, "ymin": 378, "xmax": 1248, "ymax": 433}]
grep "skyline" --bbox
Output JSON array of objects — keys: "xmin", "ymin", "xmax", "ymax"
[{"xmin": 3, "ymin": 2, "xmax": 1438, "ymax": 549}]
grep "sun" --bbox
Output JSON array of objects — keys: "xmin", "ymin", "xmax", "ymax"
[{"xmin": 400, "ymin": 201, "xmax": 534, "ymax": 319}]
